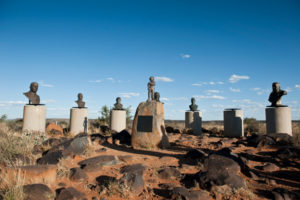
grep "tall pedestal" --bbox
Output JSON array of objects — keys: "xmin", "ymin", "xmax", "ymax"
[
  {"xmin": 265, "ymin": 107, "xmax": 292, "ymax": 136},
  {"xmin": 185, "ymin": 111, "xmax": 202, "ymax": 135},
  {"xmin": 69, "ymin": 108, "xmax": 88, "ymax": 135},
  {"xmin": 22, "ymin": 105, "xmax": 46, "ymax": 133},
  {"xmin": 110, "ymin": 110, "xmax": 126, "ymax": 132},
  {"xmin": 224, "ymin": 109, "xmax": 244, "ymax": 137},
  {"xmin": 131, "ymin": 101, "xmax": 169, "ymax": 149}
]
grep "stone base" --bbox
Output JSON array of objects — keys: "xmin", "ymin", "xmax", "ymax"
[
  {"xmin": 69, "ymin": 108, "xmax": 88, "ymax": 135},
  {"xmin": 22, "ymin": 105, "xmax": 46, "ymax": 133},
  {"xmin": 131, "ymin": 101, "xmax": 169, "ymax": 149},
  {"xmin": 110, "ymin": 110, "xmax": 126, "ymax": 132},
  {"xmin": 266, "ymin": 107, "xmax": 292, "ymax": 136},
  {"xmin": 185, "ymin": 111, "xmax": 202, "ymax": 135},
  {"xmin": 224, "ymin": 109, "xmax": 244, "ymax": 137}
]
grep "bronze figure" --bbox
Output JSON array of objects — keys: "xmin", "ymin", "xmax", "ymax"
[
  {"xmin": 24, "ymin": 82, "xmax": 40, "ymax": 105},
  {"xmin": 268, "ymin": 82, "xmax": 287, "ymax": 107}
]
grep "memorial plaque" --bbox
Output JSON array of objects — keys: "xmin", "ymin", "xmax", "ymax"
[{"xmin": 137, "ymin": 116, "xmax": 153, "ymax": 132}]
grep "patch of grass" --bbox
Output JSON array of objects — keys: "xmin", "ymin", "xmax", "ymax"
[{"xmin": 0, "ymin": 170, "xmax": 25, "ymax": 200}]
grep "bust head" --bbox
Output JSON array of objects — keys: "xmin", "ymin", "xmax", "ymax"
[
  {"xmin": 154, "ymin": 92, "xmax": 160, "ymax": 102},
  {"xmin": 191, "ymin": 97, "xmax": 196, "ymax": 104},
  {"xmin": 78, "ymin": 93, "xmax": 83, "ymax": 101},
  {"xmin": 116, "ymin": 97, "xmax": 121, "ymax": 104},
  {"xmin": 30, "ymin": 82, "xmax": 39, "ymax": 93},
  {"xmin": 272, "ymin": 82, "xmax": 280, "ymax": 93},
  {"xmin": 149, "ymin": 76, "xmax": 154, "ymax": 82}
]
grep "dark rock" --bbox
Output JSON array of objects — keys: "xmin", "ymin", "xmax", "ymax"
[
  {"xmin": 171, "ymin": 187, "xmax": 210, "ymax": 200},
  {"xmin": 120, "ymin": 164, "xmax": 146, "ymax": 175},
  {"xmin": 78, "ymin": 155, "xmax": 119, "ymax": 172},
  {"xmin": 23, "ymin": 184, "xmax": 53, "ymax": 200},
  {"xmin": 90, "ymin": 133, "xmax": 107, "ymax": 144},
  {"xmin": 247, "ymin": 133, "xmax": 293, "ymax": 148},
  {"xmin": 96, "ymin": 176, "xmax": 118, "ymax": 192},
  {"xmin": 112, "ymin": 130, "xmax": 131, "ymax": 146},
  {"xmin": 119, "ymin": 170, "xmax": 145, "ymax": 195},
  {"xmin": 69, "ymin": 168, "xmax": 88, "ymax": 182},
  {"xmin": 184, "ymin": 149, "xmax": 207, "ymax": 165},
  {"xmin": 56, "ymin": 187, "xmax": 86, "ymax": 200},
  {"xmin": 276, "ymin": 147, "xmax": 300, "ymax": 160},
  {"xmin": 157, "ymin": 167, "xmax": 181, "ymax": 179},
  {"xmin": 195, "ymin": 154, "xmax": 246, "ymax": 189},
  {"xmin": 165, "ymin": 126, "xmax": 175, "ymax": 133},
  {"xmin": 37, "ymin": 150, "xmax": 63, "ymax": 165},
  {"xmin": 42, "ymin": 138, "xmax": 68, "ymax": 147}
]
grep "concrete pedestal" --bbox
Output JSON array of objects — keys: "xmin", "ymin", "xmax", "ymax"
[
  {"xmin": 69, "ymin": 108, "xmax": 88, "ymax": 135},
  {"xmin": 22, "ymin": 105, "xmax": 46, "ymax": 133},
  {"xmin": 265, "ymin": 107, "xmax": 292, "ymax": 136},
  {"xmin": 110, "ymin": 110, "xmax": 126, "ymax": 132},
  {"xmin": 185, "ymin": 111, "xmax": 202, "ymax": 135},
  {"xmin": 224, "ymin": 109, "xmax": 244, "ymax": 137}
]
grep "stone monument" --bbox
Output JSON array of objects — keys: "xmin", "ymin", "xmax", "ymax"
[
  {"xmin": 110, "ymin": 97, "xmax": 126, "ymax": 132},
  {"xmin": 266, "ymin": 82, "xmax": 292, "ymax": 135},
  {"xmin": 223, "ymin": 108, "xmax": 244, "ymax": 137},
  {"xmin": 22, "ymin": 82, "xmax": 46, "ymax": 133},
  {"xmin": 185, "ymin": 97, "xmax": 202, "ymax": 135},
  {"xmin": 70, "ymin": 93, "xmax": 88, "ymax": 135},
  {"xmin": 131, "ymin": 77, "xmax": 169, "ymax": 149}
]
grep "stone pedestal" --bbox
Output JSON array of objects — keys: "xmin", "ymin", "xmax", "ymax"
[
  {"xmin": 22, "ymin": 105, "xmax": 46, "ymax": 133},
  {"xmin": 110, "ymin": 110, "xmax": 126, "ymax": 132},
  {"xmin": 185, "ymin": 111, "xmax": 202, "ymax": 135},
  {"xmin": 131, "ymin": 101, "xmax": 169, "ymax": 149},
  {"xmin": 224, "ymin": 109, "xmax": 244, "ymax": 137},
  {"xmin": 265, "ymin": 107, "xmax": 292, "ymax": 136},
  {"xmin": 69, "ymin": 108, "xmax": 88, "ymax": 135}
]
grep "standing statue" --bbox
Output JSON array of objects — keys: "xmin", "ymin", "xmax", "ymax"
[
  {"xmin": 75, "ymin": 93, "xmax": 85, "ymax": 108},
  {"xmin": 24, "ymin": 82, "xmax": 40, "ymax": 105},
  {"xmin": 189, "ymin": 97, "xmax": 198, "ymax": 111},
  {"xmin": 113, "ymin": 97, "xmax": 124, "ymax": 110},
  {"xmin": 147, "ymin": 76, "xmax": 155, "ymax": 101},
  {"xmin": 268, "ymin": 82, "xmax": 287, "ymax": 107},
  {"xmin": 154, "ymin": 92, "xmax": 160, "ymax": 102}
]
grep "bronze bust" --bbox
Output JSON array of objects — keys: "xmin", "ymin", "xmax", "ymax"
[
  {"xmin": 189, "ymin": 97, "xmax": 198, "ymax": 111},
  {"xmin": 147, "ymin": 76, "xmax": 155, "ymax": 101},
  {"xmin": 268, "ymin": 82, "xmax": 287, "ymax": 107},
  {"xmin": 113, "ymin": 97, "xmax": 124, "ymax": 110},
  {"xmin": 75, "ymin": 93, "xmax": 85, "ymax": 108},
  {"xmin": 154, "ymin": 92, "xmax": 160, "ymax": 102},
  {"xmin": 24, "ymin": 82, "xmax": 40, "ymax": 105}
]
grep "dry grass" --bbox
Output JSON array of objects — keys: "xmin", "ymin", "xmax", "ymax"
[
  {"xmin": 0, "ymin": 169, "xmax": 25, "ymax": 200},
  {"xmin": 0, "ymin": 123, "xmax": 47, "ymax": 167}
]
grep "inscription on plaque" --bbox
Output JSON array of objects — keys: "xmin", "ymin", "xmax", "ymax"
[{"xmin": 137, "ymin": 116, "xmax": 153, "ymax": 132}]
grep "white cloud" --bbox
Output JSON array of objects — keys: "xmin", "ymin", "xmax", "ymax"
[
  {"xmin": 252, "ymin": 88, "xmax": 261, "ymax": 91},
  {"xmin": 180, "ymin": 54, "xmax": 191, "ymax": 59},
  {"xmin": 194, "ymin": 95, "xmax": 226, "ymax": 100},
  {"xmin": 161, "ymin": 97, "xmax": 169, "ymax": 101},
  {"xmin": 39, "ymin": 81, "xmax": 53, "ymax": 88},
  {"xmin": 120, "ymin": 92, "xmax": 140, "ymax": 98},
  {"xmin": 230, "ymin": 87, "xmax": 240, "ymax": 92},
  {"xmin": 205, "ymin": 90, "xmax": 220, "ymax": 95},
  {"xmin": 192, "ymin": 81, "xmax": 224, "ymax": 87},
  {"xmin": 229, "ymin": 74, "xmax": 250, "ymax": 83},
  {"xmin": 41, "ymin": 99, "xmax": 56, "ymax": 104},
  {"xmin": 155, "ymin": 76, "xmax": 174, "ymax": 82},
  {"xmin": 107, "ymin": 77, "xmax": 115, "ymax": 82},
  {"xmin": 232, "ymin": 99, "xmax": 264, "ymax": 108},
  {"xmin": 161, "ymin": 97, "xmax": 187, "ymax": 101},
  {"xmin": 295, "ymin": 84, "xmax": 300, "ymax": 89},
  {"xmin": 0, "ymin": 101, "xmax": 27, "ymax": 106},
  {"xmin": 89, "ymin": 80, "xmax": 102, "ymax": 83},
  {"xmin": 285, "ymin": 87, "xmax": 292, "ymax": 92},
  {"xmin": 251, "ymin": 88, "xmax": 269, "ymax": 95}
]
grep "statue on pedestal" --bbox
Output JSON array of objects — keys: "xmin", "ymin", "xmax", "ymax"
[
  {"xmin": 24, "ymin": 82, "xmax": 40, "ymax": 105},
  {"xmin": 268, "ymin": 82, "xmax": 287, "ymax": 107}
]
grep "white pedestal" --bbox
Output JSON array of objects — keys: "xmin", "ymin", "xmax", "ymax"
[
  {"xmin": 185, "ymin": 111, "xmax": 202, "ymax": 135},
  {"xmin": 110, "ymin": 110, "xmax": 126, "ymax": 132},
  {"xmin": 266, "ymin": 107, "xmax": 292, "ymax": 136},
  {"xmin": 22, "ymin": 105, "xmax": 46, "ymax": 133},
  {"xmin": 69, "ymin": 108, "xmax": 88, "ymax": 135},
  {"xmin": 224, "ymin": 109, "xmax": 244, "ymax": 137}
]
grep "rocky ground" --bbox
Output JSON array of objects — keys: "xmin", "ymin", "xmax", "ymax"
[{"xmin": 1, "ymin": 122, "xmax": 300, "ymax": 200}]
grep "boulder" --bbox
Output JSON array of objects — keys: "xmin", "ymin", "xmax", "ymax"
[
  {"xmin": 69, "ymin": 167, "xmax": 88, "ymax": 182},
  {"xmin": 112, "ymin": 130, "xmax": 131, "ymax": 146},
  {"xmin": 171, "ymin": 187, "xmax": 210, "ymax": 200},
  {"xmin": 23, "ymin": 184, "xmax": 53, "ymax": 200},
  {"xmin": 46, "ymin": 123, "xmax": 63, "ymax": 136},
  {"xmin": 157, "ymin": 167, "xmax": 181, "ymax": 179},
  {"xmin": 78, "ymin": 155, "xmax": 119, "ymax": 172},
  {"xmin": 131, "ymin": 101, "xmax": 169, "ymax": 149},
  {"xmin": 247, "ymin": 133, "xmax": 293, "ymax": 148},
  {"xmin": 56, "ymin": 187, "xmax": 86, "ymax": 200}
]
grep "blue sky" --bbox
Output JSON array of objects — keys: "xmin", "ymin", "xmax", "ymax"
[{"xmin": 0, "ymin": 0, "xmax": 300, "ymax": 120}]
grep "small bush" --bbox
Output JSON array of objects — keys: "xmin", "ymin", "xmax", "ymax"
[{"xmin": 244, "ymin": 118, "xmax": 259, "ymax": 134}]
